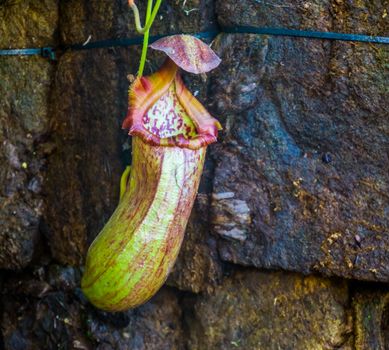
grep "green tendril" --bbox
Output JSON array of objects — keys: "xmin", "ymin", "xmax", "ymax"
[{"xmin": 130, "ymin": 0, "xmax": 163, "ymax": 77}]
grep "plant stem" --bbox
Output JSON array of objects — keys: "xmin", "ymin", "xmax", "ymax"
[
  {"xmin": 130, "ymin": 0, "xmax": 163, "ymax": 77},
  {"xmin": 130, "ymin": 0, "xmax": 163, "ymax": 34},
  {"xmin": 137, "ymin": 0, "xmax": 153, "ymax": 77},
  {"xmin": 143, "ymin": 0, "xmax": 163, "ymax": 32}
]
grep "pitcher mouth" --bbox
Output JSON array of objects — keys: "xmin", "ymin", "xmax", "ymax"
[{"xmin": 122, "ymin": 59, "xmax": 222, "ymax": 150}]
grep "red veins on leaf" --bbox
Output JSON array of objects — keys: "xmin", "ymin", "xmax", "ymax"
[
  {"xmin": 123, "ymin": 35, "xmax": 222, "ymax": 150},
  {"xmin": 150, "ymin": 35, "xmax": 221, "ymax": 74}
]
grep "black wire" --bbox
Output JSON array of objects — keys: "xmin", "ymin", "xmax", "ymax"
[
  {"xmin": 221, "ymin": 25, "xmax": 389, "ymax": 45},
  {"xmin": 1, "ymin": 26, "xmax": 388, "ymax": 61}
]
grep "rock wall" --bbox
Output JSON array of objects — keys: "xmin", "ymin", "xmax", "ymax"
[
  {"xmin": 213, "ymin": 0, "xmax": 389, "ymax": 283},
  {"xmin": 0, "ymin": 0, "xmax": 388, "ymax": 349},
  {"xmin": 0, "ymin": 0, "xmax": 58, "ymax": 269}
]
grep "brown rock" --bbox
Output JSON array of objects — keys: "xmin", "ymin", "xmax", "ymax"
[
  {"xmin": 187, "ymin": 269, "xmax": 353, "ymax": 350},
  {"xmin": 209, "ymin": 1, "xmax": 389, "ymax": 282},
  {"xmin": 211, "ymin": 192, "xmax": 251, "ymax": 242},
  {"xmin": 353, "ymin": 287, "xmax": 389, "ymax": 350},
  {"xmin": 45, "ymin": 49, "xmax": 125, "ymax": 265},
  {"xmin": 0, "ymin": 0, "xmax": 58, "ymax": 48},
  {"xmin": 86, "ymin": 288, "xmax": 184, "ymax": 350},
  {"xmin": 1, "ymin": 268, "xmax": 183, "ymax": 350},
  {"xmin": 0, "ymin": 0, "xmax": 58, "ymax": 269},
  {"xmin": 3, "ymin": 0, "xmax": 389, "ymax": 348}
]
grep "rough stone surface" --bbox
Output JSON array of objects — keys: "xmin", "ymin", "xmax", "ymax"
[
  {"xmin": 216, "ymin": 0, "xmax": 388, "ymax": 35},
  {"xmin": 211, "ymin": 192, "xmax": 251, "ymax": 242},
  {"xmin": 1, "ymin": 0, "xmax": 389, "ymax": 348},
  {"xmin": 0, "ymin": 0, "xmax": 58, "ymax": 49},
  {"xmin": 84, "ymin": 287, "xmax": 184, "ymax": 350},
  {"xmin": 1, "ymin": 266, "xmax": 183, "ymax": 350},
  {"xmin": 45, "ymin": 48, "xmax": 126, "ymax": 265},
  {"xmin": 0, "ymin": 0, "xmax": 58, "ymax": 269},
  {"xmin": 186, "ymin": 269, "xmax": 353, "ymax": 350},
  {"xmin": 211, "ymin": 0, "xmax": 389, "ymax": 282},
  {"xmin": 353, "ymin": 286, "xmax": 389, "ymax": 350}
]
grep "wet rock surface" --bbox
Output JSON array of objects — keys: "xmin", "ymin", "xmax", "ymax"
[
  {"xmin": 211, "ymin": 192, "xmax": 251, "ymax": 242},
  {"xmin": 211, "ymin": 0, "xmax": 389, "ymax": 282},
  {"xmin": 0, "ymin": 0, "xmax": 58, "ymax": 269},
  {"xmin": 352, "ymin": 286, "xmax": 389, "ymax": 350},
  {"xmin": 1, "ymin": 266, "xmax": 183, "ymax": 350},
  {"xmin": 186, "ymin": 269, "xmax": 353, "ymax": 350},
  {"xmin": 1, "ymin": 0, "xmax": 389, "ymax": 348},
  {"xmin": 45, "ymin": 48, "xmax": 126, "ymax": 265}
]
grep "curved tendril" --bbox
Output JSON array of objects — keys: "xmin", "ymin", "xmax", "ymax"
[
  {"xmin": 143, "ymin": 0, "xmax": 163, "ymax": 32},
  {"xmin": 129, "ymin": 0, "xmax": 163, "ymax": 77},
  {"xmin": 137, "ymin": 0, "xmax": 153, "ymax": 76},
  {"xmin": 130, "ymin": 4, "xmax": 145, "ymax": 34},
  {"xmin": 130, "ymin": 0, "xmax": 162, "ymax": 34}
]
